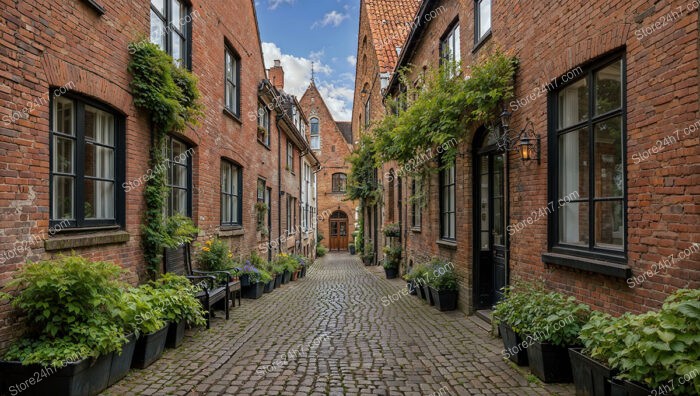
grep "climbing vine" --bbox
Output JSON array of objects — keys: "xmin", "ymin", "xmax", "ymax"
[
  {"xmin": 346, "ymin": 134, "xmax": 382, "ymax": 204},
  {"xmin": 371, "ymin": 50, "xmax": 518, "ymax": 173},
  {"xmin": 128, "ymin": 42, "xmax": 204, "ymax": 276}
]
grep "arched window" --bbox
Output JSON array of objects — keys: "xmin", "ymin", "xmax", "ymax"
[
  {"xmin": 310, "ymin": 117, "xmax": 320, "ymax": 149},
  {"xmin": 332, "ymin": 173, "xmax": 347, "ymax": 193}
]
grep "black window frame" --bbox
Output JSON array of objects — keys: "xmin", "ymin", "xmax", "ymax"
[
  {"xmin": 224, "ymin": 44, "xmax": 241, "ymax": 117},
  {"xmin": 221, "ymin": 159, "xmax": 243, "ymax": 227},
  {"xmin": 547, "ymin": 52, "xmax": 627, "ymax": 263},
  {"xmin": 364, "ymin": 96, "xmax": 371, "ymax": 129},
  {"xmin": 474, "ymin": 0, "xmax": 492, "ymax": 48},
  {"xmin": 164, "ymin": 135, "xmax": 193, "ymax": 217},
  {"xmin": 439, "ymin": 160, "xmax": 456, "ymax": 241},
  {"xmin": 49, "ymin": 93, "xmax": 125, "ymax": 230},
  {"xmin": 440, "ymin": 21, "xmax": 461, "ymax": 66},
  {"xmin": 150, "ymin": 0, "xmax": 192, "ymax": 69},
  {"xmin": 332, "ymin": 173, "xmax": 347, "ymax": 194}
]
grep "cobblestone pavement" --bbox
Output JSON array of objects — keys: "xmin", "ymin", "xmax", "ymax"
[{"xmin": 104, "ymin": 253, "xmax": 574, "ymax": 396}]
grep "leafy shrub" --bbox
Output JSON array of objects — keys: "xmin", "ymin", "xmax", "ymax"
[
  {"xmin": 607, "ymin": 289, "xmax": 700, "ymax": 394},
  {"xmin": 316, "ymin": 244, "xmax": 328, "ymax": 257},
  {"xmin": 117, "ymin": 285, "xmax": 167, "ymax": 337},
  {"xmin": 236, "ymin": 261, "xmax": 272, "ymax": 284},
  {"xmin": 1, "ymin": 255, "xmax": 128, "ymax": 366},
  {"xmin": 383, "ymin": 223, "xmax": 400, "ymax": 237},
  {"xmin": 403, "ymin": 264, "xmax": 428, "ymax": 282},
  {"xmin": 151, "ymin": 274, "xmax": 207, "ymax": 327},
  {"xmin": 493, "ymin": 282, "xmax": 590, "ymax": 347}
]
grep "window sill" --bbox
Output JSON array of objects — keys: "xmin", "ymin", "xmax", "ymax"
[
  {"xmin": 541, "ymin": 252, "xmax": 631, "ymax": 279},
  {"xmin": 219, "ymin": 226, "xmax": 244, "ymax": 237},
  {"xmin": 436, "ymin": 239, "xmax": 457, "ymax": 250},
  {"xmin": 223, "ymin": 107, "xmax": 242, "ymax": 124},
  {"xmin": 257, "ymin": 139, "xmax": 271, "ymax": 150},
  {"xmin": 411, "ymin": 227, "xmax": 421, "ymax": 233},
  {"xmin": 472, "ymin": 30, "xmax": 492, "ymax": 54},
  {"xmin": 45, "ymin": 230, "xmax": 130, "ymax": 251},
  {"xmin": 81, "ymin": 0, "xmax": 105, "ymax": 15}
]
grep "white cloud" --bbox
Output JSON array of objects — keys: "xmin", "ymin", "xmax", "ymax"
[
  {"xmin": 261, "ymin": 42, "xmax": 353, "ymax": 121},
  {"xmin": 268, "ymin": 0, "xmax": 294, "ymax": 10},
  {"xmin": 312, "ymin": 11, "xmax": 349, "ymax": 29},
  {"xmin": 346, "ymin": 55, "xmax": 357, "ymax": 67}
]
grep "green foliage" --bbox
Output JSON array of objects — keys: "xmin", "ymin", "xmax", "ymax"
[
  {"xmin": 382, "ymin": 245, "xmax": 402, "ymax": 269},
  {"xmin": 151, "ymin": 273, "xmax": 207, "ymax": 327},
  {"xmin": 1, "ymin": 255, "xmax": 128, "ymax": 366},
  {"xmin": 316, "ymin": 244, "xmax": 328, "ymax": 257},
  {"xmin": 425, "ymin": 258, "xmax": 458, "ymax": 291},
  {"xmin": 346, "ymin": 134, "xmax": 382, "ymax": 203},
  {"xmin": 129, "ymin": 41, "xmax": 203, "ymax": 277},
  {"xmin": 117, "ymin": 285, "xmax": 167, "ymax": 336},
  {"xmin": 361, "ymin": 244, "xmax": 374, "ymax": 262},
  {"xmin": 403, "ymin": 264, "xmax": 428, "ymax": 282},
  {"xmin": 196, "ymin": 237, "xmax": 234, "ymax": 272},
  {"xmin": 383, "ymin": 223, "xmax": 400, "ymax": 237},
  {"xmin": 162, "ymin": 215, "xmax": 199, "ymax": 248},
  {"xmin": 493, "ymin": 282, "xmax": 590, "ymax": 347},
  {"xmin": 371, "ymin": 51, "xmax": 518, "ymax": 173},
  {"xmin": 606, "ymin": 289, "xmax": 700, "ymax": 394}
]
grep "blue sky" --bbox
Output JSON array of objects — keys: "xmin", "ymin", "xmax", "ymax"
[{"xmin": 255, "ymin": 0, "xmax": 360, "ymax": 121}]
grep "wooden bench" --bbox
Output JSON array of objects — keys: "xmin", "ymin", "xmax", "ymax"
[{"xmin": 163, "ymin": 244, "xmax": 230, "ymax": 329}]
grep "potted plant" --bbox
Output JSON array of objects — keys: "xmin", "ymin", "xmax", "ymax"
[
  {"xmin": 123, "ymin": 285, "xmax": 170, "ymax": 369},
  {"xmin": 382, "ymin": 245, "xmax": 401, "ymax": 279},
  {"xmin": 362, "ymin": 245, "xmax": 374, "ymax": 265},
  {"xmin": 316, "ymin": 244, "xmax": 328, "ymax": 258},
  {"xmin": 426, "ymin": 259, "xmax": 458, "ymax": 311},
  {"xmin": 521, "ymin": 291, "xmax": 590, "ymax": 383},
  {"xmin": 570, "ymin": 311, "xmax": 625, "ymax": 396},
  {"xmin": 402, "ymin": 268, "xmax": 417, "ymax": 295},
  {"xmin": 349, "ymin": 242, "xmax": 356, "ymax": 255},
  {"xmin": 407, "ymin": 265, "xmax": 428, "ymax": 300},
  {"xmin": 292, "ymin": 254, "xmax": 308, "ymax": 278},
  {"xmin": 492, "ymin": 284, "xmax": 540, "ymax": 366},
  {"xmin": 0, "ymin": 256, "xmax": 128, "ymax": 396},
  {"xmin": 238, "ymin": 264, "xmax": 271, "ymax": 299},
  {"xmin": 383, "ymin": 222, "xmax": 400, "ymax": 237},
  {"xmin": 607, "ymin": 289, "xmax": 700, "ymax": 396},
  {"xmin": 151, "ymin": 274, "xmax": 207, "ymax": 349}
]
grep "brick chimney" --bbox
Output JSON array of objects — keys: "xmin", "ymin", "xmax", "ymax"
[{"xmin": 268, "ymin": 60, "xmax": 284, "ymax": 91}]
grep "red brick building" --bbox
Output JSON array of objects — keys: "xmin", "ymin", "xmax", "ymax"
[
  {"xmin": 299, "ymin": 81, "xmax": 357, "ymax": 252},
  {"xmin": 0, "ymin": 0, "xmax": 318, "ymax": 350},
  {"xmin": 352, "ymin": 0, "xmax": 422, "ymax": 263},
  {"xmin": 358, "ymin": 0, "xmax": 699, "ymax": 315}
]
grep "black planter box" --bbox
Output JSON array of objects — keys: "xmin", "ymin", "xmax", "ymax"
[
  {"xmin": 624, "ymin": 381, "xmax": 652, "ymax": 396},
  {"xmin": 569, "ymin": 348, "xmax": 616, "ymax": 396},
  {"xmin": 264, "ymin": 280, "xmax": 274, "ymax": 293},
  {"xmin": 274, "ymin": 274, "xmax": 282, "ymax": 289},
  {"xmin": 239, "ymin": 274, "xmax": 251, "ymax": 287},
  {"xmin": 300, "ymin": 266, "xmax": 307, "ymax": 278},
  {"xmin": 526, "ymin": 340, "xmax": 573, "ymax": 383},
  {"xmin": 108, "ymin": 334, "xmax": 137, "ymax": 387},
  {"xmin": 429, "ymin": 287, "xmax": 458, "ymax": 311},
  {"xmin": 243, "ymin": 282, "xmax": 265, "ymax": 299},
  {"xmin": 131, "ymin": 326, "xmax": 168, "ymax": 369},
  {"xmin": 498, "ymin": 322, "xmax": 529, "ymax": 366},
  {"xmin": 282, "ymin": 270, "xmax": 291, "ymax": 284},
  {"xmin": 422, "ymin": 284, "xmax": 435, "ymax": 306},
  {"xmin": 166, "ymin": 320, "xmax": 186, "ymax": 349},
  {"xmin": 416, "ymin": 283, "xmax": 427, "ymax": 299},
  {"xmin": 349, "ymin": 246, "xmax": 356, "ymax": 255},
  {"xmin": 0, "ymin": 353, "xmax": 112, "ymax": 396},
  {"xmin": 609, "ymin": 380, "xmax": 627, "ymax": 396},
  {"xmin": 407, "ymin": 281, "xmax": 417, "ymax": 295},
  {"xmin": 362, "ymin": 256, "xmax": 372, "ymax": 265},
  {"xmin": 384, "ymin": 267, "xmax": 398, "ymax": 279}
]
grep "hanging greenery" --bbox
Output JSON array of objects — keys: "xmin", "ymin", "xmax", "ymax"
[
  {"xmin": 371, "ymin": 50, "xmax": 518, "ymax": 173},
  {"xmin": 128, "ymin": 42, "xmax": 204, "ymax": 276},
  {"xmin": 346, "ymin": 134, "xmax": 382, "ymax": 204}
]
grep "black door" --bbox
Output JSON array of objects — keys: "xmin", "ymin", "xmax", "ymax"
[{"xmin": 475, "ymin": 130, "xmax": 508, "ymax": 309}]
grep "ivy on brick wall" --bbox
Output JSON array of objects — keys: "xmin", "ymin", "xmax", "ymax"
[
  {"xmin": 346, "ymin": 134, "xmax": 382, "ymax": 204},
  {"xmin": 128, "ymin": 42, "xmax": 203, "ymax": 276},
  {"xmin": 372, "ymin": 50, "xmax": 518, "ymax": 173}
]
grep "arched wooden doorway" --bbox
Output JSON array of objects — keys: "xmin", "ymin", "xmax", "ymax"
[{"xmin": 329, "ymin": 210, "xmax": 349, "ymax": 251}]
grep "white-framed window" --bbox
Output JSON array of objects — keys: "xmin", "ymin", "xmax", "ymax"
[
  {"xmin": 441, "ymin": 23, "xmax": 461, "ymax": 66},
  {"xmin": 310, "ymin": 117, "xmax": 320, "ymax": 149}
]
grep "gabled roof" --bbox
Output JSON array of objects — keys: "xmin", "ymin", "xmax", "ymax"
[
  {"xmin": 335, "ymin": 122, "xmax": 353, "ymax": 145},
  {"xmin": 364, "ymin": 0, "xmax": 422, "ymax": 73}
]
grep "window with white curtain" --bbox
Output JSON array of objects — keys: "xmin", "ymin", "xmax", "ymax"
[
  {"xmin": 51, "ymin": 96, "xmax": 122, "ymax": 228},
  {"xmin": 552, "ymin": 57, "xmax": 625, "ymax": 253},
  {"xmin": 221, "ymin": 160, "xmax": 242, "ymax": 226}
]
